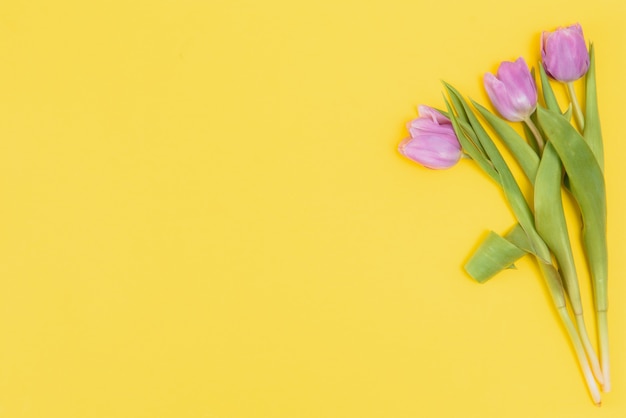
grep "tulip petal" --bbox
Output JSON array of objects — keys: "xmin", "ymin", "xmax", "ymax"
[
  {"xmin": 484, "ymin": 58, "xmax": 537, "ymax": 122},
  {"xmin": 398, "ymin": 133, "xmax": 461, "ymax": 170},
  {"xmin": 418, "ymin": 105, "xmax": 450, "ymax": 125},
  {"xmin": 407, "ymin": 117, "xmax": 454, "ymax": 137},
  {"xmin": 484, "ymin": 73, "xmax": 526, "ymax": 122},
  {"xmin": 541, "ymin": 23, "xmax": 589, "ymax": 82}
]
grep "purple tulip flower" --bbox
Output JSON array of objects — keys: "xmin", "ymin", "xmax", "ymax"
[
  {"xmin": 541, "ymin": 23, "xmax": 589, "ymax": 82},
  {"xmin": 484, "ymin": 57, "xmax": 538, "ymax": 122},
  {"xmin": 398, "ymin": 105, "xmax": 462, "ymax": 170}
]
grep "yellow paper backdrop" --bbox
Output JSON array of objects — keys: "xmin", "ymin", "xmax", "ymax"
[{"xmin": 0, "ymin": 0, "xmax": 625, "ymax": 417}]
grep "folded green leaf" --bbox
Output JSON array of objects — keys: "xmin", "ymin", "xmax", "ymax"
[
  {"xmin": 534, "ymin": 141, "xmax": 583, "ymax": 313},
  {"xmin": 504, "ymin": 223, "xmax": 533, "ymax": 253},
  {"xmin": 536, "ymin": 107, "xmax": 608, "ymax": 311},
  {"xmin": 465, "ymin": 230, "xmax": 527, "ymax": 283}
]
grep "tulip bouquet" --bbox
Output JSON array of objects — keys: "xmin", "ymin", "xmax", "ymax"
[{"xmin": 399, "ymin": 24, "xmax": 609, "ymax": 405}]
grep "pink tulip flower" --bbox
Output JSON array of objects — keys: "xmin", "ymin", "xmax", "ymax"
[
  {"xmin": 484, "ymin": 57, "xmax": 538, "ymax": 122},
  {"xmin": 399, "ymin": 105, "xmax": 462, "ymax": 169},
  {"xmin": 541, "ymin": 23, "xmax": 589, "ymax": 82}
]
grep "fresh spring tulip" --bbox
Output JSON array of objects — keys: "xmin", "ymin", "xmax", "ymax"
[
  {"xmin": 541, "ymin": 23, "xmax": 589, "ymax": 82},
  {"xmin": 398, "ymin": 105, "xmax": 462, "ymax": 169},
  {"xmin": 484, "ymin": 57, "xmax": 537, "ymax": 122}
]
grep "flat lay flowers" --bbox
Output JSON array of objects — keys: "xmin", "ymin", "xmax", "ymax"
[{"xmin": 399, "ymin": 24, "xmax": 609, "ymax": 405}]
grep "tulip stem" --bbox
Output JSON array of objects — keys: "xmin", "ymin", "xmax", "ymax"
[
  {"xmin": 598, "ymin": 310, "xmax": 611, "ymax": 392},
  {"xmin": 559, "ymin": 306, "xmax": 603, "ymax": 405},
  {"xmin": 524, "ymin": 117, "xmax": 545, "ymax": 152},
  {"xmin": 537, "ymin": 261, "xmax": 602, "ymax": 405},
  {"xmin": 575, "ymin": 313, "xmax": 604, "ymax": 385},
  {"xmin": 566, "ymin": 82, "xmax": 585, "ymax": 131}
]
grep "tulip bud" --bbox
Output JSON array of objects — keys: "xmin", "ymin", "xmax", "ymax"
[
  {"xmin": 484, "ymin": 57, "xmax": 537, "ymax": 122},
  {"xmin": 541, "ymin": 23, "xmax": 589, "ymax": 82},
  {"xmin": 484, "ymin": 57, "xmax": 538, "ymax": 122},
  {"xmin": 399, "ymin": 105, "xmax": 462, "ymax": 169}
]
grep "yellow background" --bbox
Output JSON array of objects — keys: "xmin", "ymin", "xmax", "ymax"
[{"xmin": 0, "ymin": 0, "xmax": 624, "ymax": 417}]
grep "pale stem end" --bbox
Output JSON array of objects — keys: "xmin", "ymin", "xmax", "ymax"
[
  {"xmin": 558, "ymin": 306, "xmax": 602, "ymax": 405},
  {"xmin": 575, "ymin": 313, "xmax": 604, "ymax": 385},
  {"xmin": 598, "ymin": 310, "xmax": 611, "ymax": 392}
]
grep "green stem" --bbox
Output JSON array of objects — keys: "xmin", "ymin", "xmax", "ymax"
[
  {"xmin": 558, "ymin": 306, "xmax": 602, "ymax": 405},
  {"xmin": 524, "ymin": 117, "xmax": 545, "ymax": 153},
  {"xmin": 575, "ymin": 313, "xmax": 604, "ymax": 385},
  {"xmin": 533, "ymin": 140, "xmax": 603, "ymax": 385},
  {"xmin": 566, "ymin": 82, "xmax": 585, "ymax": 131},
  {"xmin": 537, "ymin": 261, "xmax": 602, "ymax": 405},
  {"xmin": 598, "ymin": 310, "xmax": 610, "ymax": 392}
]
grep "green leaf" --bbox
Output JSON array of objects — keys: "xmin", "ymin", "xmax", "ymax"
[
  {"xmin": 534, "ymin": 141, "xmax": 584, "ymax": 314},
  {"xmin": 584, "ymin": 43, "xmax": 604, "ymax": 171},
  {"xmin": 443, "ymin": 82, "xmax": 468, "ymax": 121},
  {"xmin": 536, "ymin": 107, "xmax": 608, "ymax": 311},
  {"xmin": 472, "ymin": 100, "xmax": 540, "ymax": 185},
  {"xmin": 442, "ymin": 81, "xmax": 486, "ymax": 152},
  {"xmin": 443, "ymin": 97, "xmax": 499, "ymax": 183},
  {"xmin": 538, "ymin": 63, "xmax": 561, "ymax": 113},
  {"xmin": 445, "ymin": 85, "xmax": 551, "ymax": 264},
  {"xmin": 504, "ymin": 223, "xmax": 533, "ymax": 254},
  {"xmin": 465, "ymin": 230, "xmax": 527, "ymax": 283},
  {"xmin": 562, "ymin": 103, "xmax": 573, "ymax": 122},
  {"xmin": 538, "ymin": 63, "xmax": 572, "ymax": 121}
]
